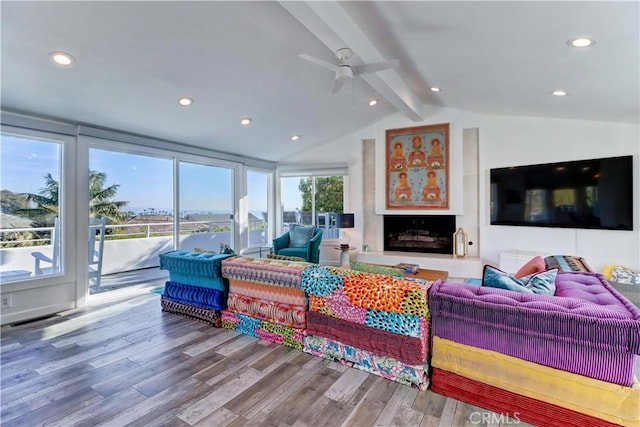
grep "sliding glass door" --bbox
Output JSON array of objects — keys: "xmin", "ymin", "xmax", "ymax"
[
  {"xmin": 88, "ymin": 148, "xmax": 173, "ymax": 292},
  {"xmin": 178, "ymin": 161, "xmax": 234, "ymax": 252}
]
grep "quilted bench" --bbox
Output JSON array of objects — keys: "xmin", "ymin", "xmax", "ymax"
[
  {"xmin": 159, "ymin": 250, "xmax": 235, "ymax": 326},
  {"xmin": 301, "ymin": 264, "xmax": 433, "ymax": 390},
  {"xmin": 429, "ymin": 271, "xmax": 640, "ymax": 426},
  {"xmin": 220, "ymin": 256, "xmax": 311, "ymax": 350}
]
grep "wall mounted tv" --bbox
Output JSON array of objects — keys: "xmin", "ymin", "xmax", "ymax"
[{"xmin": 490, "ymin": 155, "xmax": 633, "ymax": 230}]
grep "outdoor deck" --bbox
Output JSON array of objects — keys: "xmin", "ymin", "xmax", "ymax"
[{"xmin": 90, "ymin": 267, "xmax": 168, "ymax": 295}]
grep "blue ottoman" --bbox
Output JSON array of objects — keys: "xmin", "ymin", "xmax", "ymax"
[{"xmin": 158, "ymin": 250, "xmax": 236, "ymax": 326}]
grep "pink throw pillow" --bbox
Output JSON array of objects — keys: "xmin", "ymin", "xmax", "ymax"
[{"xmin": 514, "ymin": 256, "xmax": 546, "ymax": 279}]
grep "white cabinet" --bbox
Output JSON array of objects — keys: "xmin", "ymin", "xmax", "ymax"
[{"xmin": 499, "ymin": 250, "xmax": 549, "ymax": 274}]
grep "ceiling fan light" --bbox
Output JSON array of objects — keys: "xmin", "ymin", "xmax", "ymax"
[
  {"xmin": 291, "ymin": 135, "xmax": 300, "ymax": 141},
  {"xmin": 335, "ymin": 65, "xmax": 353, "ymax": 80}
]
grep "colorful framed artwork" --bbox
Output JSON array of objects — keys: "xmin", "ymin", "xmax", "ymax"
[{"xmin": 385, "ymin": 123, "xmax": 450, "ymax": 210}]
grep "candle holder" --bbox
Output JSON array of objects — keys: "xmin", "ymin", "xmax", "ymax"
[{"xmin": 453, "ymin": 227, "xmax": 468, "ymax": 258}]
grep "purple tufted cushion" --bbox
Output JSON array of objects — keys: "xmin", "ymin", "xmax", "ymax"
[
  {"xmin": 432, "ymin": 274, "xmax": 640, "ymax": 347},
  {"xmin": 554, "ymin": 271, "xmax": 640, "ymax": 318},
  {"xmin": 432, "ymin": 272, "xmax": 640, "ymax": 321},
  {"xmin": 429, "ymin": 273, "xmax": 640, "ymax": 386}
]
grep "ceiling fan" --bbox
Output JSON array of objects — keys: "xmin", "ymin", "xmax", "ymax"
[{"xmin": 299, "ymin": 48, "xmax": 399, "ymax": 94}]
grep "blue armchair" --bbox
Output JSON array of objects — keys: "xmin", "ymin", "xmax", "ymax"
[{"xmin": 272, "ymin": 225, "xmax": 323, "ymax": 264}]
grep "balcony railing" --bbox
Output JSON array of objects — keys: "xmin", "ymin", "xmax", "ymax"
[
  {"xmin": 0, "ymin": 219, "xmax": 267, "ymax": 246},
  {"xmin": 0, "ymin": 217, "xmax": 340, "ymax": 281}
]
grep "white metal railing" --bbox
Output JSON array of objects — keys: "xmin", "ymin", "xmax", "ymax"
[
  {"xmin": 0, "ymin": 219, "xmax": 267, "ymax": 247},
  {"xmin": 0, "ymin": 218, "xmax": 343, "ymax": 279}
]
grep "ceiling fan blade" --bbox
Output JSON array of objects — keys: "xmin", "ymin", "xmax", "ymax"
[
  {"xmin": 331, "ymin": 76, "xmax": 348, "ymax": 93},
  {"xmin": 298, "ymin": 54, "xmax": 338, "ymax": 72},
  {"xmin": 352, "ymin": 59, "xmax": 399, "ymax": 76}
]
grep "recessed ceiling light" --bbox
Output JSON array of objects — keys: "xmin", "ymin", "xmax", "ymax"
[
  {"xmin": 49, "ymin": 51, "xmax": 75, "ymax": 66},
  {"xmin": 430, "ymin": 87, "xmax": 441, "ymax": 92},
  {"xmin": 567, "ymin": 37, "xmax": 596, "ymax": 48},
  {"xmin": 291, "ymin": 135, "xmax": 300, "ymax": 141},
  {"xmin": 368, "ymin": 99, "xmax": 378, "ymax": 106},
  {"xmin": 240, "ymin": 118, "xmax": 252, "ymax": 125},
  {"xmin": 552, "ymin": 90, "xmax": 567, "ymax": 97},
  {"xmin": 178, "ymin": 97, "xmax": 194, "ymax": 106}
]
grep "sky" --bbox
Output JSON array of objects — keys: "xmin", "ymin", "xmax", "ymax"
[{"xmin": 1, "ymin": 134, "xmax": 303, "ymax": 213}]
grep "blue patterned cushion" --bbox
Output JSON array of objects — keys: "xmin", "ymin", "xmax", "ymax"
[
  {"xmin": 482, "ymin": 265, "xmax": 557, "ymax": 295},
  {"xmin": 288, "ymin": 225, "xmax": 315, "ymax": 248}
]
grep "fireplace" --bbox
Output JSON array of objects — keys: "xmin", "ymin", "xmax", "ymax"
[{"xmin": 384, "ymin": 215, "xmax": 455, "ymax": 254}]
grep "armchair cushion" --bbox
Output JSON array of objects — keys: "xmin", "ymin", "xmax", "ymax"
[
  {"xmin": 288, "ymin": 224, "xmax": 315, "ymax": 247},
  {"xmin": 277, "ymin": 247, "xmax": 308, "ymax": 259}
]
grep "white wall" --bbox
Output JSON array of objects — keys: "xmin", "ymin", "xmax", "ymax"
[
  {"xmin": 479, "ymin": 115, "xmax": 639, "ymax": 272},
  {"xmin": 282, "ymin": 109, "xmax": 640, "ymax": 273}
]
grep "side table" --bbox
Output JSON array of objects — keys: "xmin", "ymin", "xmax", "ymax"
[
  {"xmin": 334, "ymin": 246, "xmax": 355, "ymax": 266},
  {"xmin": 259, "ymin": 245, "xmax": 273, "ymax": 258}
]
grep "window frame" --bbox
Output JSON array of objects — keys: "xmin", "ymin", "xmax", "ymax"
[{"xmin": 276, "ymin": 163, "xmax": 349, "ymax": 240}]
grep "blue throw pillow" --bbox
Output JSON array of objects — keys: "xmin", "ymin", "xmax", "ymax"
[
  {"xmin": 288, "ymin": 225, "xmax": 315, "ymax": 248},
  {"xmin": 482, "ymin": 265, "xmax": 557, "ymax": 295},
  {"xmin": 524, "ymin": 268, "xmax": 557, "ymax": 295}
]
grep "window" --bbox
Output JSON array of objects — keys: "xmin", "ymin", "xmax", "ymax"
[
  {"xmin": 179, "ymin": 161, "xmax": 234, "ymax": 252},
  {"xmin": 0, "ymin": 133, "xmax": 63, "ymax": 280},
  {"xmin": 247, "ymin": 170, "xmax": 270, "ymax": 248},
  {"xmin": 279, "ymin": 165, "xmax": 347, "ymax": 240}
]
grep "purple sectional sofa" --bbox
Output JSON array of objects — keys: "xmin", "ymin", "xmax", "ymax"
[{"xmin": 429, "ymin": 271, "xmax": 640, "ymax": 426}]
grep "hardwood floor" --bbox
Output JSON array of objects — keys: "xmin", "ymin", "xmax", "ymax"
[{"xmin": 1, "ymin": 285, "xmax": 529, "ymax": 427}]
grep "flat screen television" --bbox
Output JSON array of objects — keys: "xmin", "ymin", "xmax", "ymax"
[{"xmin": 490, "ymin": 155, "xmax": 633, "ymax": 230}]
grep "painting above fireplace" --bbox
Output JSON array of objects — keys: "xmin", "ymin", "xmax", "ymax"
[{"xmin": 383, "ymin": 215, "xmax": 455, "ymax": 255}]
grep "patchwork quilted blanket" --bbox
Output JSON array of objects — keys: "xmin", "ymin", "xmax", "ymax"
[
  {"xmin": 228, "ymin": 279, "xmax": 306, "ymax": 306},
  {"xmin": 302, "ymin": 265, "xmax": 431, "ymax": 337},
  {"xmin": 221, "ymin": 310, "xmax": 304, "ymax": 350},
  {"xmin": 221, "ymin": 256, "xmax": 311, "ymax": 288},
  {"xmin": 304, "ymin": 335, "xmax": 429, "ymax": 390},
  {"xmin": 226, "ymin": 292, "xmax": 306, "ymax": 328},
  {"xmin": 306, "ymin": 310, "xmax": 428, "ymax": 365}
]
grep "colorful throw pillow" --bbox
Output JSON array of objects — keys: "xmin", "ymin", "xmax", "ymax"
[
  {"xmin": 349, "ymin": 260, "xmax": 405, "ymax": 277},
  {"xmin": 514, "ymin": 256, "xmax": 546, "ymax": 279},
  {"xmin": 610, "ymin": 266, "xmax": 640, "ymax": 286},
  {"xmin": 266, "ymin": 253, "xmax": 306, "ymax": 262},
  {"xmin": 194, "ymin": 247, "xmax": 216, "ymax": 253},
  {"xmin": 288, "ymin": 225, "xmax": 315, "ymax": 247},
  {"xmin": 219, "ymin": 243, "xmax": 235, "ymax": 254},
  {"xmin": 482, "ymin": 265, "xmax": 557, "ymax": 295}
]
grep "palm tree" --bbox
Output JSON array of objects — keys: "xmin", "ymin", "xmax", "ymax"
[
  {"xmin": 18, "ymin": 170, "xmax": 129, "ymax": 225},
  {"xmin": 88, "ymin": 171, "xmax": 129, "ymax": 223}
]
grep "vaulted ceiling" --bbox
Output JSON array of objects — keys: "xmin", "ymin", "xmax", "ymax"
[{"xmin": 2, "ymin": 1, "xmax": 638, "ymax": 162}]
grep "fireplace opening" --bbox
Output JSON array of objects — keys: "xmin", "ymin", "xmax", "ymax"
[{"xmin": 384, "ymin": 215, "xmax": 455, "ymax": 254}]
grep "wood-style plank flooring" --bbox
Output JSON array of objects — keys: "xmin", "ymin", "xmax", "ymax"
[{"xmin": 1, "ymin": 284, "xmax": 530, "ymax": 427}]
